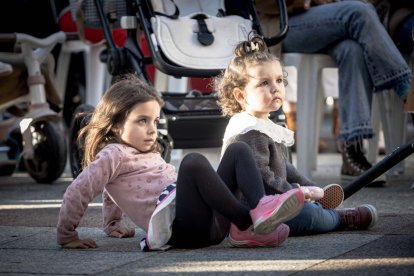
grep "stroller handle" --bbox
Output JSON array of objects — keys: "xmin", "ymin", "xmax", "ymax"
[{"xmin": 263, "ymin": 0, "xmax": 289, "ymax": 47}]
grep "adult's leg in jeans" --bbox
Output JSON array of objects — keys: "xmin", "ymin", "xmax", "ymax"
[
  {"xmin": 328, "ymin": 39, "xmax": 374, "ymax": 141},
  {"xmin": 283, "ymin": 1, "xmax": 410, "ymax": 91},
  {"xmin": 170, "ymin": 142, "xmax": 265, "ymax": 248},
  {"xmin": 286, "ymin": 203, "xmax": 340, "ymax": 235}
]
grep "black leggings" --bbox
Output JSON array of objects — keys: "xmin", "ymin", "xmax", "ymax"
[{"xmin": 169, "ymin": 142, "xmax": 265, "ymax": 248}]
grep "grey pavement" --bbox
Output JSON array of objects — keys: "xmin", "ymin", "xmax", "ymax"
[{"xmin": 0, "ymin": 145, "xmax": 413, "ymax": 275}]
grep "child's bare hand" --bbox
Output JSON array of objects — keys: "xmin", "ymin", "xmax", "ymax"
[
  {"xmin": 62, "ymin": 239, "xmax": 97, "ymax": 249},
  {"xmin": 304, "ymin": 192, "xmax": 312, "ymax": 202},
  {"xmin": 300, "ymin": 187, "xmax": 313, "ymax": 202},
  {"xmin": 108, "ymin": 227, "xmax": 135, "ymax": 238}
]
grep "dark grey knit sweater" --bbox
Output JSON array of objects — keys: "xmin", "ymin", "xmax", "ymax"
[{"xmin": 226, "ymin": 130, "xmax": 316, "ymax": 195}]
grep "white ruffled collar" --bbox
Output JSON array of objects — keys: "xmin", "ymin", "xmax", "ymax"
[{"xmin": 223, "ymin": 112, "xmax": 295, "ymax": 147}]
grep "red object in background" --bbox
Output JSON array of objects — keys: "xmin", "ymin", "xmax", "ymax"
[
  {"xmin": 58, "ymin": 7, "xmax": 126, "ymax": 47},
  {"xmin": 190, "ymin": 77, "xmax": 213, "ymax": 93},
  {"xmin": 139, "ymin": 33, "xmax": 155, "ymax": 83}
]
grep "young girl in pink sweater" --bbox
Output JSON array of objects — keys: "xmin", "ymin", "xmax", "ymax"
[{"xmin": 57, "ymin": 74, "xmax": 305, "ymax": 251}]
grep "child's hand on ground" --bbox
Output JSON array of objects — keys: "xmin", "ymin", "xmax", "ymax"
[
  {"xmin": 62, "ymin": 238, "xmax": 97, "ymax": 249},
  {"xmin": 108, "ymin": 227, "xmax": 135, "ymax": 238}
]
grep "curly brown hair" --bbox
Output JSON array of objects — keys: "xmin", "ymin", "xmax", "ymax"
[
  {"xmin": 215, "ymin": 31, "xmax": 287, "ymax": 117},
  {"xmin": 79, "ymin": 74, "xmax": 164, "ymax": 168}
]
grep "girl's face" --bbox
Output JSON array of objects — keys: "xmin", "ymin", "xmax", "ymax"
[
  {"xmin": 116, "ymin": 100, "xmax": 160, "ymax": 152},
  {"xmin": 235, "ymin": 61, "xmax": 285, "ymax": 119}
]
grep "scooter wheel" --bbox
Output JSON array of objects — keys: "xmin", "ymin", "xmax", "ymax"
[
  {"xmin": 23, "ymin": 120, "xmax": 67, "ymax": 184},
  {"xmin": 157, "ymin": 132, "xmax": 172, "ymax": 163}
]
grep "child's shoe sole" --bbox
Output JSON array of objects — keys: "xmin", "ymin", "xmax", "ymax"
[
  {"xmin": 315, "ymin": 183, "xmax": 344, "ymax": 209},
  {"xmin": 228, "ymin": 224, "xmax": 290, "ymax": 248},
  {"xmin": 254, "ymin": 190, "xmax": 304, "ymax": 235}
]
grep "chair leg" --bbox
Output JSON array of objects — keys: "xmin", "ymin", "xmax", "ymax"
[
  {"xmin": 282, "ymin": 53, "xmax": 337, "ymax": 179},
  {"xmin": 377, "ymin": 90, "xmax": 406, "ymax": 177},
  {"xmin": 85, "ymin": 45, "xmax": 107, "ymax": 107},
  {"xmin": 294, "ymin": 56, "xmax": 315, "ymax": 179},
  {"xmin": 367, "ymin": 93, "xmax": 381, "ymax": 164}
]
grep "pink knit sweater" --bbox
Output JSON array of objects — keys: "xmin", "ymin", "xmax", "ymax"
[{"xmin": 57, "ymin": 143, "xmax": 177, "ymax": 245}]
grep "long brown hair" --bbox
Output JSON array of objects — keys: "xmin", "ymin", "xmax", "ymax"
[
  {"xmin": 215, "ymin": 31, "xmax": 287, "ymax": 116},
  {"xmin": 79, "ymin": 74, "xmax": 164, "ymax": 167}
]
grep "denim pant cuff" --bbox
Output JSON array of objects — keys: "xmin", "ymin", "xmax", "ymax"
[{"xmin": 374, "ymin": 73, "xmax": 411, "ymax": 98}]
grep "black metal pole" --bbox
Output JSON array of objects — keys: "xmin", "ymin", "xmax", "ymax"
[
  {"xmin": 94, "ymin": 0, "xmax": 117, "ymax": 50},
  {"xmin": 343, "ymin": 139, "xmax": 414, "ymax": 199}
]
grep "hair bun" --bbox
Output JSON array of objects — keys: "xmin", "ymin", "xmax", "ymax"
[{"xmin": 234, "ymin": 31, "xmax": 267, "ymax": 57}]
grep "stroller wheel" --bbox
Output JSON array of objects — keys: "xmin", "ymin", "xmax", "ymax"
[
  {"xmin": 23, "ymin": 120, "xmax": 67, "ymax": 184},
  {"xmin": 157, "ymin": 132, "xmax": 173, "ymax": 163},
  {"xmin": 69, "ymin": 104, "xmax": 94, "ymax": 179}
]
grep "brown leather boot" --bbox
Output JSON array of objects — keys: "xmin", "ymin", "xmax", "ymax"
[
  {"xmin": 284, "ymin": 110, "xmax": 296, "ymax": 133},
  {"xmin": 337, "ymin": 204, "xmax": 378, "ymax": 230},
  {"xmin": 284, "ymin": 107, "xmax": 297, "ymax": 151},
  {"xmin": 340, "ymin": 141, "xmax": 372, "ymax": 180}
]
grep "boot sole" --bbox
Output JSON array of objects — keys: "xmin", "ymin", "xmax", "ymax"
[
  {"xmin": 315, "ymin": 184, "xmax": 344, "ymax": 209},
  {"xmin": 253, "ymin": 192, "xmax": 304, "ymax": 235}
]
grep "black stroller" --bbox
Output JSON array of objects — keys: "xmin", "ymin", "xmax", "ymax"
[
  {"xmin": 68, "ymin": 0, "xmax": 414, "ymax": 198},
  {"xmin": 68, "ymin": 0, "xmax": 289, "ymax": 177}
]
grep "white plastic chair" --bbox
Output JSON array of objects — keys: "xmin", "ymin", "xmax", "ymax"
[
  {"xmin": 282, "ymin": 52, "xmax": 406, "ymax": 179},
  {"xmin": 56, "ymin": 40, "xmax": 108, "ymax": 107}
]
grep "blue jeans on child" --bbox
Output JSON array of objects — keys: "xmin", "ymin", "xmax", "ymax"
[
  {"xmin": 282, "ymin": 1, "xmax": 411, "ymax": 142},
  {"xmin": 286, "ymin": 202, "xmax": 341, "ymax": 235}
]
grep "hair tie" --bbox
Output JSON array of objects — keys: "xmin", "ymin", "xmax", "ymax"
[{"xmin": 250, "ymin": 41, "xmax": 259, "ymax": 51}]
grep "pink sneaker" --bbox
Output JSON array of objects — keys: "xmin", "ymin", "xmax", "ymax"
[
  {"xmin": 250, "ymin": 188, "xmax": 305, "ymax": 235},
  {"xmin": 228, "ymin": 223, "xmax": 290, "ymax": 247}
]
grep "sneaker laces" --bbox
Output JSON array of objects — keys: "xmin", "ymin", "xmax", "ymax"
[
  {"xmin": 353, "ymin": 149, "xmax": 372, "ymax": 170},
  {"xmin": 341, "ymin": 209, "xmax": 360, "ymax": 228},
  {"xmin": 345, "ymin": 141, "xmax": 372, "ymax": 171}
]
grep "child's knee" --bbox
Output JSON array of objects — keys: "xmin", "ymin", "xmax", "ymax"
[
  {"xmin": 181, "ymin": 153, "xmax": 209, "ymax": 171},
  {"xmin": 226, "ymin": 141, "xmax": 252, "ymax": 156}
]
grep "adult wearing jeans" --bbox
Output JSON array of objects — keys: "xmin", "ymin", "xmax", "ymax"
[
  {"xmin": 370, "ymin": 0, "xmax": 414, "ymax": 119},
  {"xmin": 257, "ymin": 0, "xmax": 411, "ymax": 180}
]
